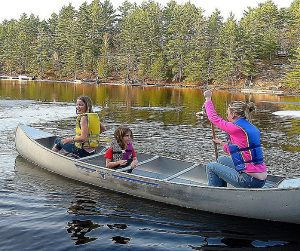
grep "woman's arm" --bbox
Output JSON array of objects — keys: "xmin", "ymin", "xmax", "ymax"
[{"xmin": 204, "ymin": 100, "xmax": 238, "ymax": 134}]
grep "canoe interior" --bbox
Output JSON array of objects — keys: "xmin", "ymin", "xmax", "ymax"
[
  {"xmin": 79, "ymin": 153, "xmax": 208, "ymax": 185},
  {"xmin": 35, "ymin": 133, "xmax": 208, "ymax": 185},
  {"xmin": 31, "ymin": 127, "xmax": 283, "ymax": 188},
  {"xmin": 36, "ymin": 136, "xmax": 56, "ymax": 149}
]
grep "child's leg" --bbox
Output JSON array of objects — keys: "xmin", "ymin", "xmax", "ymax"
[
  {"xmin": 52, "ymin": 138, "xmax": 75, "ymax": 154},
  {"xmin": 52, "ymin": 138, "xmax": 62, "ymax": 152}
]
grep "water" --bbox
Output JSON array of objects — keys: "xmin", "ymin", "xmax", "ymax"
[{"xmin": 1, "ymin": 80, "xmax": 300, "ymax": 250}]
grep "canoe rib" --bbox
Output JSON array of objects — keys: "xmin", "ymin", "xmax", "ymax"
[{"xmin": 117, "ymin": 155, "xmax": 159, "ymax": 172}]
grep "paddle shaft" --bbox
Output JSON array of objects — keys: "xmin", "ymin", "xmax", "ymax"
[
  {"xmin": 210, "ymin": 122, "xmax": 219, "ymax": 160},
  {"xmin": 200, "ymin": 102, "xmax": 218, "ymax": 160}
]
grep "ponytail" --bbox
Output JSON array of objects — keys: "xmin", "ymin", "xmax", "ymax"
[{"xmin": 229, "ymin": 101, "xmax": 256, "ymax": 121}]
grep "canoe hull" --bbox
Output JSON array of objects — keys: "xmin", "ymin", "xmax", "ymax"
[{"xmin": 15, "ymin": 124, "xmax": 300, "ymax": 224}]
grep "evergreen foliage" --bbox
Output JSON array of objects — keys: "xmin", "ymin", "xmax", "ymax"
[
  {"xmin": 0, "ymin": 0, "xmax": 299, "ymax": 89},
  {"xmin": 285, "ymin": 46, "xmax": 300, "ymax": 87}
]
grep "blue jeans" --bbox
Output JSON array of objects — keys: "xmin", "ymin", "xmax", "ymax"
[
  {"xmin": 206, "ymin": 156, "xmax": 266, "ymax": 188},
  {"xmin": 54, "ymin": 138, "xmax": 94, "ymax": 158}
]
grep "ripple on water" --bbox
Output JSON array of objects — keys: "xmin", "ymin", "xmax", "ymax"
[{"xmin": 0, "ymin": 99, "xmax": 75, "ymax": 132}]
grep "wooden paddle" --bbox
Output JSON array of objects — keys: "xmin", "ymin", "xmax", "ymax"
[
  {"xmin": 198, "ymin": 105, "xmax": 218, "ymax": 160},
  {"xmin": 210, "ymin": 122, "xmax": 219, "ymax": 160}
]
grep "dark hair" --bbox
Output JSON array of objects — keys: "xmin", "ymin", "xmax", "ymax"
[
  {"xmin": 228, "ymin": 101, "xmax": 256, "ymax": 120},
  {"xmin": 114, "ymin": 126, "xmax": 133, "ymax": 149},
  {"xmin": 77, "ymin": 96, "xmax": 93, "ymax": 113}
]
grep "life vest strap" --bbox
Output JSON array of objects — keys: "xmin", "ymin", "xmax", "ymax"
[
  {"xmin": 112, "ymin": 149, "xmax": 132, "ymax": 154},
  {"xmin": 229, "ymin": 144, "xmax": 261, "ymax": 154},
  {"xmin": 243, "ymin": 158, "xmax": 264, "ymax": 164}
]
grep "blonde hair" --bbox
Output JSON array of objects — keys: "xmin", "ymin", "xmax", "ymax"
[
  {"xmin": 228, "ymin": 101, "xmax": 256, "ymax": 120},
  {"xmin": 114, "ymin": 126, "xmax": 133, "ymax": 149},
  {"xmin": 77, "ymin": 96, "xmax": 93, "ymax": 113}
]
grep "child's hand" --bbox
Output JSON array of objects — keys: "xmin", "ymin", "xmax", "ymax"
[
  {"xmin": 118, "ymin": 160, "xmax": 128, "ymax": 166},
  {"xmin": 131, "ymin": 159, "xmax": 138, "ymax": 168},
  {"xmin": 61, "ymin": 138, "xmax": 72, "ymax": 144}
]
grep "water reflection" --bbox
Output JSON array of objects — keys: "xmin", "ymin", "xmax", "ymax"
[
  {"xmin": 67, "ymin": 220, "xmax": 100, "ymax": 245},
  {"xmin": 13, "ymin": 156, "xmax": 300, "ymax": 250},
  {"xmin": 68, "ymin": 197, "xmax": 98, "ymax": 215},
  {"xmin": 111, "ymin": 236, "xmax": 130, "ymax": 244},
  {"xmin": 2, "ymin": 80, "xmax": 300, "ymax": 123}
]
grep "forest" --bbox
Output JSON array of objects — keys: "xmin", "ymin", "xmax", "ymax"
[{"xmin": 0, "ymin": 0, "xmax": 300, "ymax": 89}]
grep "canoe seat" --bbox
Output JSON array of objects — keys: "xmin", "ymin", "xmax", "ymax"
[
  {"xmin": 36, "ymin": 136, "xmax": 57, "ymax": 149},
  {"xmin": 263, "ymin": 175, "xmax": 285, "ymax": 188},
  {"xmin": 277, "ymin": 178, "xmax": 300, "ymax": 188},
  {"xmin": 165, "ymin": 164, "xmax": 208, "ymax": 185},
  {"xmin": 131, "ymin": 169, "xmax": 169, "ymax": 180},
  {"xmin": 79, "ymin": 154, "xmax": 106, "ymax": 166}
]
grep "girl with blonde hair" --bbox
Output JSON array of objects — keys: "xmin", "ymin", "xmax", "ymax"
[{"xmin": 52, "ymin": 96, "xmax": 106, "ymax": 158}]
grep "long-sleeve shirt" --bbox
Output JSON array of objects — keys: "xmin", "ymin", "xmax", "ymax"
[{"xmin": 204, "ymin": 100, "xmax": 266, "ymax": 173}]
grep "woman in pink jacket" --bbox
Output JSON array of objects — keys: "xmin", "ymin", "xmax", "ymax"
[{"xmin": 202, "ymin": 90, "xmax": 267, "ymax": 188}]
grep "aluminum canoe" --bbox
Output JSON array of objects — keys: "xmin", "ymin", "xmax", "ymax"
[{"xmin": 15, "ymin": 124, "xmax": 300, "ymax": 224}]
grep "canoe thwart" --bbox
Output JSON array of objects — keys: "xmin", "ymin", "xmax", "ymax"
[{"xmin": 163, "ymin": 163, "xmax": 200, "ymax": 181}]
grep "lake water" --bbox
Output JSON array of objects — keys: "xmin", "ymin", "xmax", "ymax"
[{"xmin": 1, "ymin": 80, "xmax": 300, "ymax": 250}]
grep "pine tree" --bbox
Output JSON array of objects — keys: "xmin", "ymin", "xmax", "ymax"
[
  {"xmin": 204, "ymin": 10, "xmax": 223, "ymax": 83},
  {"xmin": 183, "ymin": 7, "xmax": 207, "ymax": 83},
  {"xmin": 0, "ymin": 0, "xmax": 299, "ymax": 88},
  {"xmin": 88, "ymin": 0, "xmax": 106, "ymax": 72},
  {"xmin": 98, "ymin": 32, "xmax": 110, "ymax": 79},
  {"xmin": 47, "ymin": 13, "xmax": 60, "ymax": 78},
  {"xmin": 0, "ymin": 20, "xmax": 19, "ymax": 74},
  {"xmin": 285, "ymin": 46, "xmax": 300, "ymax": 87},
  {"xmin": 55, "ymin": 4, "xmax": 77, "ymax": 78},
  {"xmin": 287, "ymin": 0, "xmax": 300, "ymax": 55},
  {"xmin": 15, "ymin": 14, "xmax": 39, "ymax": 74},
  {"xmin": 164, "ymin": 1, "xmax": 202, "ymax": 82},
  {"xmin": 76, "ymin": 2, "xmax": 93, "ymax": 74},
  {"xmin": 35, "ymin": 20, "xmax": 52, "ymax": 78},
  {"xmin": 216, "ymin": 13, "xmax": 240, "ymax": 84},
  {"xmin": 117, "ymin": 1, "xmax": 163, "ymax": 82}
]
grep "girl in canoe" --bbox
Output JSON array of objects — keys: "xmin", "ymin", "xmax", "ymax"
[
  {"xmin": 105, "ymin": 126, "xmax": 138, "ymax": 170},
  {"xmin": 201, "ymin": 90, "xmax": 267, "ymax": 188},
  {"xmin": 52, "ymin": 95, "xmax": 106, "ymax": 158}
]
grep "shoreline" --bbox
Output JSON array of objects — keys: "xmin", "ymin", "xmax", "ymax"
[{"xmin": 1, "ymin": 77, "xmax": 298, "ymax": 96}]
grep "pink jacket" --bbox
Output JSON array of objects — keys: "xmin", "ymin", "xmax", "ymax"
[{"xmin": 204, "ymin": 100, "xmax": 266, "ymax": 173}]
